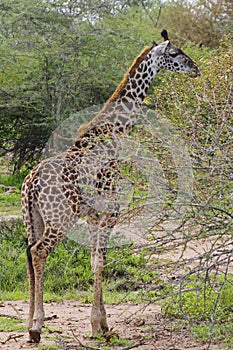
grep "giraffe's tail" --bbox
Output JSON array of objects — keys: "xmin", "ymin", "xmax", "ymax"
[
  {"xmin": 26, "ymin": 243, "xmax": 36, "ymax": 276},
  {"xmin": 21, "ymin": 165, "xmax": 40, "ymax": 245}
]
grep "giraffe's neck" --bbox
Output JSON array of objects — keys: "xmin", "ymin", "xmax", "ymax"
[
  {"xmin": 78, "ymin": 44, "xmax": 159, "ymax": 138},
  {"xmin": 115, "ymin": 50, "xmax": 158, "ymax": 107}
]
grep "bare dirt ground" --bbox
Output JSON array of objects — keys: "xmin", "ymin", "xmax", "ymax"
[{"xmin": 0, "ymin": 300, "xmax": 224, "ymax": 350}]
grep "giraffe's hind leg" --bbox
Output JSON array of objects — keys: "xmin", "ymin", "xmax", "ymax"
[
  {"xmin": 27, "ymin": 240, "xmax": 48, "ymax": 343},
  {"xmin": 26, "ymin": 244, "xmax": 36, "ymax": 333},
  {"xmin": 25, "ymin": 208, "xmax": 46, "ymax": 342}
]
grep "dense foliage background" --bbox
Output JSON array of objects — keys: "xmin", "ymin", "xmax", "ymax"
[{"xmin": 0, "ymin": 0, "xmax": 232, "ymax": 170}]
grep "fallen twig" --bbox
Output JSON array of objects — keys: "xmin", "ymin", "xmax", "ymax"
[
  {"xmin": 1, "ymin": 334, "xmax": 24, "ymax": 344},
  {"xmin": 0, "ymin": 313, "xmax": 21, "ymax": 320},
  {"xmin": 9, "ymin": 303, "xmax": 22, "ymax": 319},
  {"xmin": 71, "ymin": 328, "xmax": 101, "ymax": 350},
  {"xmin": 71, "ymin": 328, "xmax": 146, "ymax": 350}
]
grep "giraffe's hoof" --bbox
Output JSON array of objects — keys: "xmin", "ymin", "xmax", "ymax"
[
  {"xmin": 104, "ymin": 328, "xmax": 119, "ymax": 341},
  {"xmin": 102, "ymin": 325, "xmax": 109, "ymax": 334},
  {"xmin": 28, "ymin": 329, "xmax": 41, "ymax": 343},
  {"xmin": 91, "ymin": 326, "xmax": 108, "ymax": 339}
]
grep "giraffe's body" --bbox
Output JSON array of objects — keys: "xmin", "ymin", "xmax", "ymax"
[{"xmin": 21, "ymin": 30, "xmax": 200, "ymax": 343}]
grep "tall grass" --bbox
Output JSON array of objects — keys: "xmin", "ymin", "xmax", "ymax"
[
  {"xmin": 0, "ymin": 221, "xmax": 161, "ymax": 300},
  {"xmin": 0, "ymin": 172, "xmax": 26, "ymax": 189}
]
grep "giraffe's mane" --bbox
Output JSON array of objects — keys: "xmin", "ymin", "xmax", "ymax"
[
  {"xmin": 78, "ymin": 44, "xmax": 153, "ymax": 137},
  {"xmin": 106, "ymin": 44, "xmax": 153, "ymax": 104}
]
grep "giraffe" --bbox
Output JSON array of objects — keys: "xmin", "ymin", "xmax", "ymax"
[{"xmin": 21, "ymin": 29, "xmax": 200, "ymax": 343}]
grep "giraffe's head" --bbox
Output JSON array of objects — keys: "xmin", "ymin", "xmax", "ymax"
[{"xmin": 152, "ymin": 29, "xmax": 200, "ymax": 77}]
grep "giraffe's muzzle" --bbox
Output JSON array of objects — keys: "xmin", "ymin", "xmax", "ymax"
[{"xmin": 189, "ymin": 64, "xmax": 201, "ymax": 77}]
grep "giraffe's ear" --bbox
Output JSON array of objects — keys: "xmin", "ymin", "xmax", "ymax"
[
  {"xmin": 160, "ymin": 40, "xmax": 171, "ymax": 54},
  {"xmin": 161, "ymin": 29, "xmax": 169, "ymax": 41}
]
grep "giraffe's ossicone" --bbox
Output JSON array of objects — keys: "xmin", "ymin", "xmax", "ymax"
[{"xmin": 21, "ymin": 29, "xmax": 200, "ymax": 343}]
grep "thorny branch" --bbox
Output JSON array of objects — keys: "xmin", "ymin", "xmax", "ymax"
[{"xmin": 140, "ymin": 0, "xmax": 162, "ymax": 28}]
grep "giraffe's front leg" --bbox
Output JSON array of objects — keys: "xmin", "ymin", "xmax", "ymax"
[
  {"xmin": 100, "ymin": 293, "xmax": 108, "ymax": 333},
  {"xmin": 91, "ymin": 248, "xmax": 109, "ymax": 337},
  {"xmin": 88, "ymin": 210, "xmax": 118, "ymax": 337}
]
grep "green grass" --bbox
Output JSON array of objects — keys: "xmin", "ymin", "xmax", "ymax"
[
  {"xmin": 192, "ymin": 323, "xmax": 233, "ymax": 350},
  {"xmin": 0, "ymin": 291, "xmax": 28, "ymax": 302},
  {"xmin": 0, "ymin": 221, "xmax": 27, "ymax": 293},
  {"xmin": 38, "ymin": 346, "xmax": 58, "ymax": 350},
  {"xmin": 0, "ymin": 317, "xmax": 25, "ymax": 332}
]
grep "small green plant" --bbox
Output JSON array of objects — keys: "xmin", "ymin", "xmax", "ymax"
[
  {"xmin": 163, "ymin": 274, "xmax": 233, "ymax": 346},
  {"xmin": 192, "ymin": 322, "xmax": 233, "ymax": 349},
  {"xmin": 38, "ymin": 345, "xmax": 58, "ymax": 350},
  {"xmin": 110, "ymin": 336, "xmax": 132, "ymax": 346}
]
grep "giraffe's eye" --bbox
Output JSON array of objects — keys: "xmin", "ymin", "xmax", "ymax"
[{"xmin": 169, "ymin": 52, "xmax": 178, "ymax": 58}]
